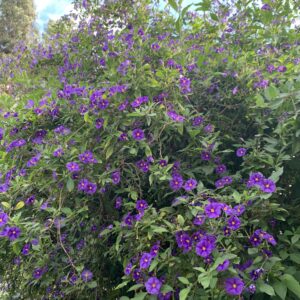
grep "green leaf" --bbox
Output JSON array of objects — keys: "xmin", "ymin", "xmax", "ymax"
[
  {"xmin": 258, "ymin": 283, "xmax": 275, "ymax": 296},
  {"xmin": 290, "ymin": 253, "xmax": 300, "ymax": 264},
  {"xmin": 61, "ymin": 207, "xmax": 72, "ymax": 216},
  {"xmin": 1, "ymin": 202, "xmax": 10, "ymax": 209},
  {"xmin": 274, "ymin": 281, "xmax": 287, "ymax": 300},
  {"xmin": 151, "ymin": 226, "xmax": 168, "ymax": 234},
  {"xmin": 255, "ymin": 94, "xmax": 267, "ymax": 108},
  {"xmin": 128, "ymin": 284, "xmax": 144, "ymax": 292},
  {"xmin": 67, "ymin": 178, "xmax": 74, "ymax": 192},
  {"xmin": 178, "ymin": 277, "xmax": 190, "ymax": 285},
  {"xmin": 115, "ymin": 281, "xmax": 130, "ymax": 290},
  {"xmin": 264, "ymin": 85, "xmax": 279, "ymax": 100},
  {"xmin": 106, "ymin": 145, "xmax": 114, "ymax": 160},
  {"xmin": 291, "ymin": 234, "xmax": 300, "ymax": 244},
  {"xmin": 131, "ymin": 292, "xmax": 147, "ymax": 300},
  {"xmin": 167, "ymin": 0, "xmax": 178, "ymax": 11},
  {"xmin": 270, "ymin": 167, "xmax": 284, "ymax": 182},
  {"xmin": 161, "ymin": 284, "xmax": 174, "ymax": 293},
  {"xmin": 15, "ymin": 201, "xmax": 25, "ymax": 210},
  {"xmin": 177, "ymin": 214, "xmax": 185, "ymax": 226},
  {"xmin": 281, "ymin": 274, "xmax": 300, "ymax": 297},
  {"xmin": 179, "ymin": 286, "xmax": 191, "ymax": 300},
  {"xmin": 87, "ymin": 281, "xmax": 97, "ymax": 288},
  {"xmin": 198, "ymin": 275, "xmax": 211, "ymax": 289},
  {"xmin": 84, "ymin": 113, "xmax": 92, "ymax": 123}
]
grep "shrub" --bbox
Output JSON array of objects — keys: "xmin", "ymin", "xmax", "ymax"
[{"xmin": 0, "ymin": 0, "xmax": 300, "ymax": 299}]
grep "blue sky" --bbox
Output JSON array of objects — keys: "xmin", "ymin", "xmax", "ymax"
[
  {"xmin": 34, "ymin": 0, "xmax": 196, "ymax": 32},
  {"xmin": 34, "ymin": 0, "xmax": 73, "ymax": 31}
]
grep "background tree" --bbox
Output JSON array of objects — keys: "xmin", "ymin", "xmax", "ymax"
[{"xmin": 0, "ymin": 0, "xmax": 36, "ymax": 54}]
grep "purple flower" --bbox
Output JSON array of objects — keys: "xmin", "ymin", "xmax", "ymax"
[
  {"xmin": 250, "ymin": 233, "xmax": 262, "ymax": 247},
  {"xmin": 0, "ymin": 212, "xmax": 8, "ymax": 227},
  {"xmin": 222, "ymin": 205, "xmax": 233, "ymax": 215},
  {"xmin": 136, "ymin": 200, "xmax": 148, "ymax": 211},
  {"xmin": 236, "ymin": 147, "xmax": 247, "ymax": 157},
  {"xmin": 26, "ymin": 154, "xmax": 41, "ymax": 167},
  {"xmin": 261, "ymin": 3, "xmax": 271, "ymax": 10},
  {"xmin": 132, "ymin": 269, "xmax": 142, "ymax": 282},
  {"xmin": 233, "ymin": 205, "xmax": 245, "ymax": 216},
  {"xmin": 195, "ymin": 237, "xmax": 215, "ymax": 257},
  {"xmin": 25, "ymin": 195, "xmax": 35, "ymax": 206},
  {"xmin": 217, "ymin": 259, "xmax": 230, "ymax": 272},
  {"xmin": 205, "ymin": 202, "xmax": 222, "ymax": 218},
  {"xmin": 223, "ymin": 226, "xmax": 231, "ymax": 236},
  {"xmin": 222, "ymin": 176, "xmax": 233, "ymax": 185},
  {"xmin": 177, "ymin": 233, "xmax": 192, "ymax": 252},
  {"xmin": 192, "ymin": 116, "xmax": 204, "ymax": 126},
  {"xmin": 247, "ymin": 172, "xmax": 264, "ymax": 187},
  {"xmin": 151, "ymin": 43, "xmax": 160, "ymax": 51},
  {"xmin": 111, "ymin": 170, "xmax": 121, "ymax": 184},
  {"xmin": 215, "ymin": 164, "xmax": 227, "ymax": 174},
  {"xmin": 136, "ymin": 160, "xmax": 150, "ymax": 172},
  {"xmin": 95, "ymin": 118, "xmax": 104, "ymax": 129},
  {"xmin": 250, "ymin": 268, "xmax": 264, "ymax": 281},
  {"xmin": 145, "ymin": 277, "xmax": 162, "ymax": 295},
  {"xmin": 98, "ymin": 99, "xmax": 109, "ymax": 110},
  {"xmin": 66, "ymin": 162, "xmax": 80, "ymax": 173},
  {"xmin": 259, "ymin": 178, "xmax": 276, "ymax": 193},
  {"xmin": 167, "ymin": 111, "xmax": 185, "ymax": 122},
  {"xmin": 140, "ymin": 252, "xmax": 153, "ymax": 269},
  {"xmin": 224, "ymin": 277, "xmax": 244, "ymax": 295},
  {"xmin": 183, "ymin": 178, "xmax": 197, "ymax": 191},
  {"xmin": 53, "ymin": 148, "xmax": 64, "ymax": 157},
  {"xmin": 33, "ymin": 268, "xmax": 44, "ymax": 279},
  {"xmin": 159, "ymin": 160, "xmax": 167, "ymax": 167},
  {"xmin": 227, "ymin": 216, "xmax": 241, "ymax": 230},
  {"xmin": 78, "ymin": 179, "xmax": 88, "ymax": 191},
  {"xmin": 131, "ymin": 96, "xmax": 148, "ymax": 108},
  {"xmin": 263, "ymin": 233, "xmax": 277, "ymax": 246},
  {"xmin": 132, "ymin": 128, "xmax": 145, "ymax": 140},
  {"xmin": 179, "ymin": 77, "xmax": 192, "ymax": 94},
  {"xmin": 215, "ymin": 179, "xmax": 225, "ymax": 189},
  {"xmin": 7, "ymin": 226, "xmax": 21, "ymax": 241},
  {"xmin": 81, "ymin": 269, "xmax": 93, "ymax": 282},
  {"xmin": 21, "ymin": 243, "xmax": 31, "ymax": 255},
  {"xmin": 124, "ymin": 262, "xmax": 133, "ymax": 275},
  {"xmin": 277, "ymin": 65, "xmax": 287, "ymax": 72},
  {"xmin": 193, "ymin": 214, "xmax": 206, "ymax": 226},
  {"xmin": 201, "ymin": 151, "xmax": 211, "ymax": 161},
  {"xmin": 85, "ymin": 182, "xmax": 97, "ymax": 195},
  {"xmin": 123, "ymin": 212, "xmax": 134, "ymax": 227},
  {"xmin": 0, "ymin": 128, "xmax": 4, "ymax": 140},
  {"xmin": 169, "ymin": 174, "xmax": 183, "ymax": 191},
  {"xmin": 248, "ymin": 284, "xmax": 256, "ymax": 294},
  {"xmin": 79, "ymin": 150, "xmax": 97, "ymax": 164},
  {"xmin": 115, "ymin": 197, "xmax": 123, "ymax": 209},
  {"xmin": 150, "ymin": 243, "xmax": 160, "ymax": 257}
]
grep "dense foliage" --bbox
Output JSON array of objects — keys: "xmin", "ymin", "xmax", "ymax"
[
  {"xmin": 0, "ymin": 0, "xmax": 36, "ymax": 54},
  {"xmin": 0, "ymin": 0, "xmax": 300, "ymax": 299}
]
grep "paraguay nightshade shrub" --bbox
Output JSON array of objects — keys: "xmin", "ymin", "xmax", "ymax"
[{"xmin": 0, "ymin": 0, "xmax": 300, "ymax": 299}]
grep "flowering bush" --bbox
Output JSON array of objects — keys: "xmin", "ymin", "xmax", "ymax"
[{"xmin": 0, "ymin": 0, "xmax": 300, "ymax": 299}]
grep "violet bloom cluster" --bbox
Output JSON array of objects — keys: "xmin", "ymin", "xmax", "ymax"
[
  {"xmin": 247, "ymin": 172, "xmax": 276, "ymax": 193},
  {"xmin": 79, "ymin": 150, "xmax": 97, "ymax": 164},
  {"xmin": 179, "ymin": 77, "xmax": 192, "ymax": 94},
  {"xmin": 167, "ymin": 110, "xmax": 185, "ymax": 122},
  {"xmin": 131, "ymin": 96, "xmax": 148, "ymax": 108},
  {"xmin": 77, "ymin": 179, "xmax": 97, "ymax": 195},
  {"xmin": 250, "ymin": 229, "xmax": 276, "ymax": 247}
]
